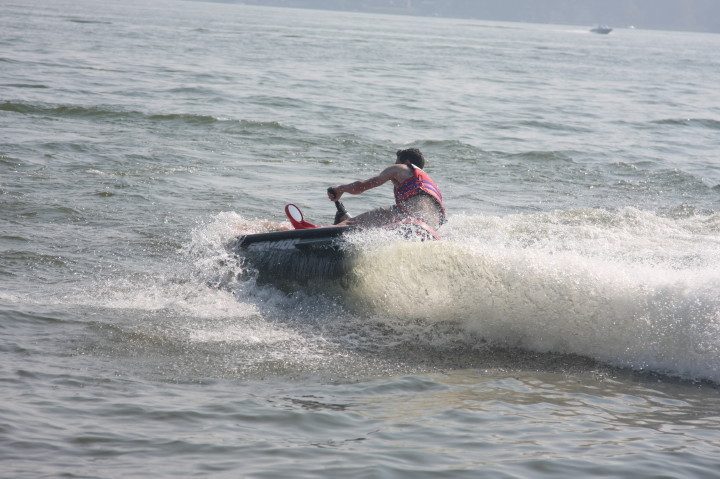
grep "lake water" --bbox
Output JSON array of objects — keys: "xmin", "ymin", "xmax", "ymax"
[{"xmin": 2, "ymin": 0, "xmax": 720, "ymax": 477}]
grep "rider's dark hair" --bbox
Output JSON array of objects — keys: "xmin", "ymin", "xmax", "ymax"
[{"xmin": 396, "ymin": 148, "xmax": 425, "ymax": 169}]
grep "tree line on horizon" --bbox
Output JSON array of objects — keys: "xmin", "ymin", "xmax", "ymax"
[{"xmin": 232, "ymin": 0, "xmax": 720, "ymax": 33}]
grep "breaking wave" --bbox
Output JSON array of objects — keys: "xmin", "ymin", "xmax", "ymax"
[
  {"xmin": 55, "ymin": 209, "xmax": 720, "ymax": 383},
  {"xmin": 191, "ymin": 208, "xmax": 720, "ymax": 383},
  {"xmin": 341, "ymin": 209, "xmax": 720, "ymax": 382}
]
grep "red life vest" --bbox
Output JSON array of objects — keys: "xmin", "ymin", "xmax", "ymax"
[{"xmin": 394, "ymin": 166, "xmax": 446, "ymax": 224}]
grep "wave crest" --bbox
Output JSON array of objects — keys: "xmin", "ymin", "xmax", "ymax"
[{"xmin": 341, "ymin": 209, "xmax": 720, "ymax": 382}]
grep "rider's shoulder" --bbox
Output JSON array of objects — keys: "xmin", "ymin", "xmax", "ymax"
[
  {"xmin": 381, "ymin": 163, "xmax": 406, "ymax": 175},
  {"xmin": 391, "ymin": 163, "xmax": 415, "ymax": 180}
]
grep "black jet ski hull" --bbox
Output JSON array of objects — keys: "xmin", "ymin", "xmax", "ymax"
[
  {"xmin": 230, "ymin": 219, "xmax": 439, "ymax": 293},
  {"xmin": 229, "ymin": 226, "xmax": 355, "ymax": 291}
]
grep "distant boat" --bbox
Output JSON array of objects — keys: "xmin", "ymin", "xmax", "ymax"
[{"xmin": 590, "ymin": 25, "xmax": 613, "ymax": 34}]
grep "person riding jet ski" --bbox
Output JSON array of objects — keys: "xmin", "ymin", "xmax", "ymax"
[{"xmin": 327, "ymin": 148, "xmax": 446, "ymax": 230}]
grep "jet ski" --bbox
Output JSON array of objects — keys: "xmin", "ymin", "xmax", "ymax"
[
  {"xmin": 229, "ymin": 190, "xmax": 440, "ymax": 292},
  {"xmin": 590, "ymin": 25, "xmax": 613, "ymax": 34}
]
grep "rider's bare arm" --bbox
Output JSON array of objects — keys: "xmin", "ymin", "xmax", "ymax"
[{"xmin": 330, "ymin": 165, "xmax": 404, "ymax": 200}]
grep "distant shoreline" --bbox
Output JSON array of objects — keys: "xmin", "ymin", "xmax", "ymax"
[{"xmin": 203, "ymin": 0, "xmax": 720, "ymax": 34}]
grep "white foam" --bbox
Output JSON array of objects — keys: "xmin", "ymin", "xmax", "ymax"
[
  {"xmin": 65, "ymin": 209, "xmax": 719, "ymax": 382},
  {"xmin": 342, "ymin": 209, "xmax": 720, "ymax": 382}
]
